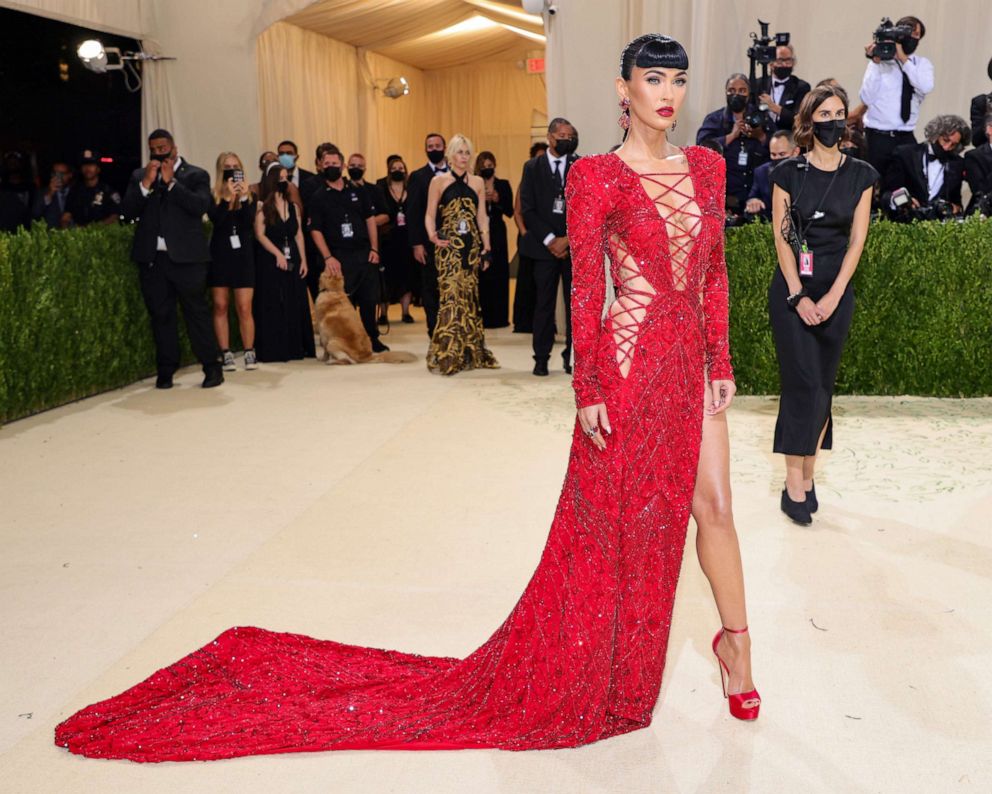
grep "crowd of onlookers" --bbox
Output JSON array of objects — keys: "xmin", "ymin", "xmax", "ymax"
[
  {"xmin": 2, "ymin": 13, "xmax": 990, "ymax": 390},
  {"xmin": 694, "ymin": 20, "xmax": 992, "ymax": 224}
]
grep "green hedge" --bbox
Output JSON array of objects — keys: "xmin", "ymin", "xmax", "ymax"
[
  {"xmin": 1, "ymin": 218, "xmax": 990, "ymax": 423},
  {"xmin": 727, "ymin": 217, "xmax": 992, "ymax": 396}
]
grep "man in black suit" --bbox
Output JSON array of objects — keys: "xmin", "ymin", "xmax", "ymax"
[
  {"xmin": 964, "ymin": 112, "xmax": 992, "ymax": 215},
  {"xmin": 519, "ymin": 118, "xmax": 579, "ymax": 376},
  {"xmin": 881, "ymin": 115, "xmax": 969, "ymax": 220},
  {"xmin": 122, "ymin": 128, "xmax": 222, "ymax": 389},
  {"xmin": 276, "ymin": 140, "xmax": 315, "ymax": 190},
  {"xmin": 745, "ymin": 130, "xmax": 800, "ymax": 221},
  {"xmin": 406, "ymin": 133, "xmax": 449, "ymax": 338},
  {"xmin": 968, "ymin": 57, "xmax": 992, "ymax": 147},
  {"xmin": 757, "ymin": 44, "xmax": 811, "ymax": 133}
]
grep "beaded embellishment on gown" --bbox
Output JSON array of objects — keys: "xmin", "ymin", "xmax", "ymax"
[{"xmin": 54, "ymin": 146, "xmax": 733, "ymax": 761}]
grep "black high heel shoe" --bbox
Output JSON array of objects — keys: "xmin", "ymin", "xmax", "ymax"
[
  {"xmin": 781, "ymin": 485, "xmax": 812, "ymax": 525},
  {"xmin": 805, "ymin": 480, "xmax": 818, "ymax": 513}
]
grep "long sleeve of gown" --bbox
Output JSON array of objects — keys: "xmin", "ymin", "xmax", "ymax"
[
  {"xmin": 565, "ymin": 158, "xmax": 607, "ymax": 408},
  {"xmin": 703, "ymin": 158, "xmax": 734, "ymax": 383}
]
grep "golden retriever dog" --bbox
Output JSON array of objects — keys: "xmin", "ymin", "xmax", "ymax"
[{"xmin": 313, "ymin": 269, "xmax": 416, "ymax": 364}]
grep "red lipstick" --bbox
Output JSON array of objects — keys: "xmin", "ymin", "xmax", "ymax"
[{"xmin": 657, "ymin": 107, "xmax": 674, "ymax": 118}]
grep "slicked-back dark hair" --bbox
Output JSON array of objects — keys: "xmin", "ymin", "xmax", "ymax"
[
  {"xmin": 548, "ymin": 117, "xmax": 573, "ymax": 133},
  {"xmin": 620, "ymin": 34, "xmax": 689, "ymax": 80},
  {"xmin": 148, "ymin": 128, "xmax": 173, "ymax": 143}
]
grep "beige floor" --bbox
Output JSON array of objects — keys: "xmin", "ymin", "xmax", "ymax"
[{"xmin": 1, "ymin": 307, "xmax": 990, "ymax": 794}]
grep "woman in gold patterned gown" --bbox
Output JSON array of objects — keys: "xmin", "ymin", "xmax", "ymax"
[{"xmin": 424, "ymin": 134, "xmax": 501, "ymax": 375}]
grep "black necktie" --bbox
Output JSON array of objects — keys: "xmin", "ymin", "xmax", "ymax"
[
  {"xmin": 900, "ymin": 69, "xmax": 913, "ymax": 123},
  {"xmin": 552, "ymin": 160, "xmax": 563, "ymax": 191}
]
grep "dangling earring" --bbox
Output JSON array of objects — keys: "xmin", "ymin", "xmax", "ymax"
[
  {"xmin": 618, "ymin": 97, "xmax": 630, "ymax": 131},
  {"xmin": 671, "ymin": 119, "xmax": 678, "ymax": 131}
]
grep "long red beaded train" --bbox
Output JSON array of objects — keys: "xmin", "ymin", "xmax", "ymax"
[{"xmin": 55, "ymin": 146, "xmax": 733, "ymax": 761}]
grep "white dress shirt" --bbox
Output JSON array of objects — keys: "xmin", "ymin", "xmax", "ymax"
[
  {"xmin": 859, "ymin": 55, "xmax": 934, "ymax": 132},
  {"xmin": 923, "ymin": 144, "xmax": 944, "ymax": 200},
  {"xmin": 543, "ymin": 151, "xmax": 567, "ymax": 246}
]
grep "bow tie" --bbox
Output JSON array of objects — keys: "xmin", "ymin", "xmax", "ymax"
[
  {"xmin": 434, "ymin": 165, "xmax": 448, "ymax": 173},
  {"xmin": 773, "ymin": 80, "xmax": 788, "ymax": 87}
]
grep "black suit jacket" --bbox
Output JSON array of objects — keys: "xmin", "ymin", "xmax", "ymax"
[
  {"xmin": 757, "ymin": 74, "xmax": 811, "ymax": 132},
  {"xmin": 122, "ymin": 159, "xmax": 211, "ymax": 263},
  {"xmin": 964, "ymin": 144, "xmax": 992, "ymax": 214},
  {"xmin": 518, "ymin": 152, "xmax": 579, "ymax": 260},
  {"xmin": 970, "ymin": 93, "xmax": 992, "ymax": 147},
  {"xmin": 881, "ymin": 142, "xmax": 964, "ymax": 212},
  {"xmin": 406, "ymin": 162, "xmax": 443, "ymax": 249}
]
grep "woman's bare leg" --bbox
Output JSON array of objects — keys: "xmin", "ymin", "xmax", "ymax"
[
  {"xmin": 234, "ymin": 288, "xmax": 255, "ymax": 349},
  {"xmin": 801, "ymin": 419, "xmax": 830, "ymax": 489},
  {"xmin": 692, "ymin": 406, "xmax": 754, "ymax": 695},
  {"xmin": 212, "ymin": 288, "xmax": 230, "ymax": 351}
]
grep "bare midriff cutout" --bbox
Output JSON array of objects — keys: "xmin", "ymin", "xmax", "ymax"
[{"xmin": 607, "ymin": 159, "xmax": 703, "ymax": 379}]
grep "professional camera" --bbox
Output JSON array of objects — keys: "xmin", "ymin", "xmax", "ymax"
[
  {"xmin": 745, "ymin": 20, "xmax": 789, "ymax": 130},
  {"xmin": 869, "ymin": 17, "xmax": 915, "ymax": 62},
  {"xmin": 970, "ymin": 192, "xmax": 992, "ymax": 218}
]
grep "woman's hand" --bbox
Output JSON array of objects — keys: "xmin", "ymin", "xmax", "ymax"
[
  {"xmin": 275, "ymin": 253, "xmax": 289, "ymax": 271},
  {"xmin": 299, "ymin": 259, "xmax": 308, "ymax": 278},
  {"xmin": 324, "ymin": 256, "xmax": 342, "ymax": 277},
  {"xmin": 578, "ymin": 403, "xmax": 611, "ymax": 452},
  {"xmin": 814, "ymin": 290, "xmax": 841, "ymax": 322},
  {"xmin": 796, "ymin": 296, "xmax": 822, "ymax": 325},
  {"xmin": 431, "ymin": 234, "xmax": 450, "ymax": 248},
  {"xmin": 369, "ymin": 250, "xmax": 380, "ymax": 265},
  {"xmin": 706, "ymin": 379, "xmax": 737, "ymax": 415}
]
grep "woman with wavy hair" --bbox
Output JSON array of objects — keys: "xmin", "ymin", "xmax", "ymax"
[{"xmin": 768, "ymin": 84, "xmax": 877, "ymax": 525}]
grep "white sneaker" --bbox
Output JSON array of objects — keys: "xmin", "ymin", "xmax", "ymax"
[
  {"xmin": 222, "ymin": 350, "xmax": 236, "ymax": 371},
  {"xmin": 244, "ymin": 349, "xmax": 258, "ymax": 370}
]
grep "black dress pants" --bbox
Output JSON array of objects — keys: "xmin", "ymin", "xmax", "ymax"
[
  {"xmin": 864, "ymin": 129, "xmax": 915, "ymax": 186},
  {"xmin": 420, "ymin": 243, "xmax": 440, "ymax": 338},
  {"xmin": 532, "ymin": 255, "xmax": 572, "ymax": 362},
  {"xmin": 138, "ymin": 253, "xmax": 220, "ymax": 376},
  {"xmin": 339, "ymin": 247, "xmax": 380, "ymax": 343},
  {"xmin": 512, "ymin": 249, "xmax": 536, "ymax": 333}
]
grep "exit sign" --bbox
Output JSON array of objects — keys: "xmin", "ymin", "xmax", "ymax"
[{"xmin": 526, "ymin": 58, "xmax": 545, "ymax": 74}]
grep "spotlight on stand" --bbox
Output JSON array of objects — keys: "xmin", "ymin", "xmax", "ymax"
[
  {"xmin": 76, "ymin": 39, "xmax": 176, "ymax": 92},
  {"xmin": 381, "ymin": 77, "xmax": 410, "ymax": 99}
]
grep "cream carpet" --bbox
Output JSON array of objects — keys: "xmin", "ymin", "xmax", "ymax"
[{"xmin": 1, "ymin": 307, "xmax": 990, "ymax": 793}]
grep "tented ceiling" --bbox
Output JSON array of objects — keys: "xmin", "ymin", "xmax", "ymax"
[{"xmin": 284, "ymin": 0, "xmax": 544, "ymax": 70}]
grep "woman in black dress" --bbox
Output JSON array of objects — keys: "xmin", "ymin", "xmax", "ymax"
[
  {"xmin": 209, "ymin": 152, "xmax": 257, "ymax": 371},
  {"xmin": 252, "ymin": 163, "xmax": 314, "ymax": 363},
  {"xmin": 769, "ymin": 84, "xmax": 877, "ymax": 525},
  {"xmin": 375, "ymin": 155, "xmax": 417, "ymax": 324},
  {"xmin": 474, "ymin": 150, "xmax": 513, "ymax": 328}
]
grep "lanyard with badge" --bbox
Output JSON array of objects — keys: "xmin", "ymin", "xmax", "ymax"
[
  {"xmin": 552, "ymin": 160, "xmax": 566, "ymax": 215},
  {"xmin": 786, "ymin": 154, "xmax": 845, "ymax": 277}
]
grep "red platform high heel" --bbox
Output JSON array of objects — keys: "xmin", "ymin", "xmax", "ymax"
[{"xmin": 711, "ymin": 626, "xmax": 761, "ymax": 721}]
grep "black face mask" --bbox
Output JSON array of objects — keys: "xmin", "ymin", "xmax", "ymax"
[
  {"xmin": 426, "ymin": 149, "xmax": 445, "ymax": 165},
  {"xmin": 813, "ymin": 119, "xmax": 847, "ymax": 148},
  {"xmin": 553, "ymin": 137, "xmax": 577, "ymax": 156},
  {"xmin": 347, "ymin": 166, "xmax": 365, "ymax": 182},
  {"xmin": 933, "ymin": 144, "xmax": 955, "ymax": 162},
  {"xmin": 389, "ymin": 170, "xmax": 406, "ymax": 182},
  {"xmin": 323, "ymin": 166, "xmax": 342, "ymax": 182},
  {"xmin": 727, "ymin": 94, "xmax": 748, "ymax": 113},
  {"xmin": 277, "ymin": 180, "xmax": 289, "ymax": 194},
  {"xmin": 900, "ymin": 36, "xmax": 919, "ymax": 55},
  {"xmin": 480, "ymin": 167, "xmax": 495, "ymax": 179},
  {"xmin": 773, "ymin": 66, "xmax": 793, "ymax": 81},
  {"xmin": 150, "ymin": 149, "xmax": 173, "ymax": 163}
]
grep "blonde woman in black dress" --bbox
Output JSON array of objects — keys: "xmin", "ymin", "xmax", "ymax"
[{"xmin": 424, "ymin": 134, "xmax": 500, "ymax": 375}]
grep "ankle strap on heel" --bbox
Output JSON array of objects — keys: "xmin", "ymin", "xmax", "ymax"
[{"xmin": 722, "ymin": 626, "xmax": 749, "ymax": 634}]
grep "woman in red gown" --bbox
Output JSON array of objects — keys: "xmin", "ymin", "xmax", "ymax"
[{"xmin": 55, "ymin": 35, "xmax": 759, "ymax": 762}]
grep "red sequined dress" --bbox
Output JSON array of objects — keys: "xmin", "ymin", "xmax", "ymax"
[{"xmin": 55, "ymin": 146, "xmax": 733, "ymax": 762}]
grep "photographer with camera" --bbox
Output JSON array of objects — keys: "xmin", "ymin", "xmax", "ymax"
[
  {"xmin": 964, "ymin": 112, "xmax": 992, "ymax": 216},
  {"xmin": 757, "ymin": 44, "xmax": 810, "ymax": 133},
  {"xmin": 881, "ymin": 114, "xmax": 969, "ymax": 222},
  {"xmin": 969, "ymin": 57, "xmax": 992, "ymax": 147},
  {"xmin": 859, "ymin": 16, "xmax": 933, "ymax": 180},
  {"xmin": 697, "ymin": 73, "xmax": 771, "ymax": 223}
]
